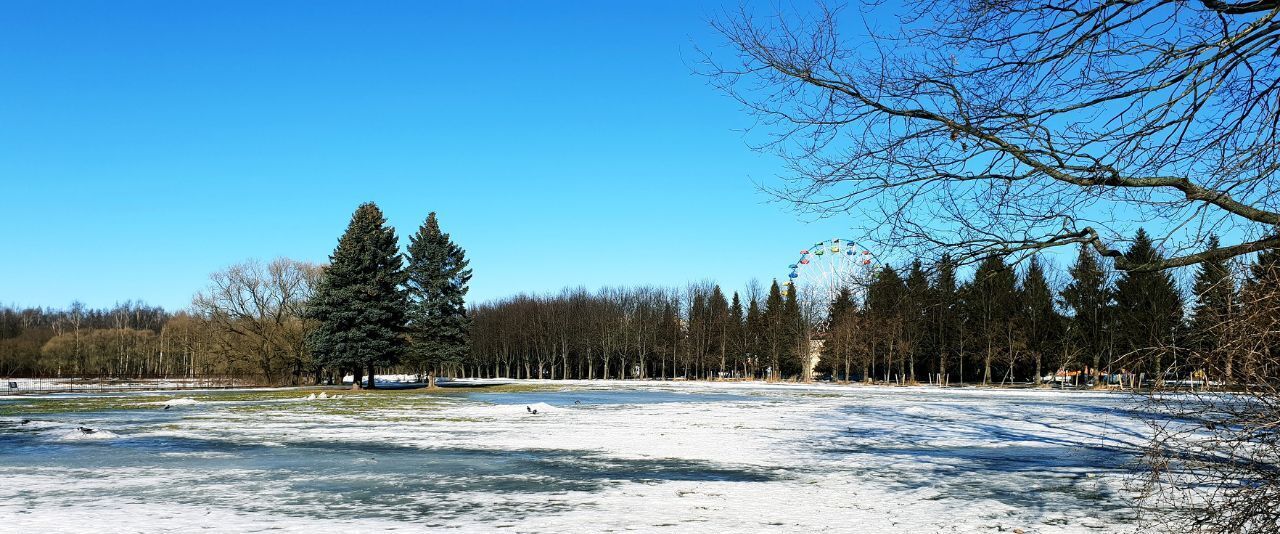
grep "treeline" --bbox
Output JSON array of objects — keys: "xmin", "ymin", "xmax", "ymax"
[
  {"xmin": 0, "ymin": 203, "xmax": 472, "ymax": 387},
  {"xmin": 468, "ymin": 229, "xmax": 1280, "ymax": 386},
  {"xmin": 0, "ymin": 301, "xmax": 174, "ymax": 377},
  {"xmin": 468, "ymin": 282, "xmax": 806, "ymax": 380},
  {"xmin": 0, "ymin": 260, "xmax": 323, "ymax": 382},
  {"xmin": 4, "ymin": 223, "xmax": 1276, "ymax": 387}
]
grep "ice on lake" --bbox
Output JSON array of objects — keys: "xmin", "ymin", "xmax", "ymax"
[{"xmin": 0, "ymin": 381, "xmax": 1149, "ymax": 533}]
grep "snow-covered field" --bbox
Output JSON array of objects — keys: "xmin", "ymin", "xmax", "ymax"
[{"xmin": 0, "ymin": 380, "xmax": 1152, "ymax": 533}]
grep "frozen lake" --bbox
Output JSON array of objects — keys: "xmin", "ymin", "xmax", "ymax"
[{"xmin": 0, "ymin": 381, "xmax": 1150, "ymax": 533}]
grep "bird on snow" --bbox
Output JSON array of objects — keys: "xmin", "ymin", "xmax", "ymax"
[
  {"xmin": 20, "ymin": 419, "xmax": 31, "ymax": 425},
  {"xmin": 163, "ymin": 405, "xmax": 171, "ymax": 410},
  {"xmin": 78, "ymin": 426, "xmax": 95, "ymax": 434},
  {"xmin": 531, "ymin": 409, "xmax": 539, "ymax": 415},
  {"xmin": 526, "ymin": 406, "xmax": 531, "ymax": 413}
]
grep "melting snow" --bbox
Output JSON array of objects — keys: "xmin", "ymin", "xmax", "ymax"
[{"xmin": 0, "ymin": 381, "xmax": 1151, "ymax": 533}]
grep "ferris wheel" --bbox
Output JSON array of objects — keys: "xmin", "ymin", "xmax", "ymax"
[{"xmin": 782, "ymin": 238, "xmax": 877, "ymax": 314}]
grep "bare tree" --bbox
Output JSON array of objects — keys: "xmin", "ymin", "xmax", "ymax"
[
  {"xmin": 703, "ymin": 1, "xmax": 1280, "ymax": 270},
  {"xmin": 1140, "ymin": 259, "xmax": 1280, "ymax": 533},
  {"xmin": 192, "ymin": 258, "xmax": 320, "ymax": 384}
]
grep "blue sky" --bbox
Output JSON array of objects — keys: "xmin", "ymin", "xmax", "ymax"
[{"xmin": 0, "ymin": 1, "xmax": 873, "ymax": 310}]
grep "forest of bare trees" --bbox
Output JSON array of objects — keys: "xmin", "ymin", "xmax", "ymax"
[{"xmin": 0, "ymin": 259, "xmax": 321, "ymax": 384}]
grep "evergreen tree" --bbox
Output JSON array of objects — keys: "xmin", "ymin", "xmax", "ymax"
[
  {"xmin": 1061, "ymin": 245, "xmax": 1111, "ymax": 377},
  {"xmin": 1241, "ymin": 243, "xmax": 1280, "ymax": 380},
  {"xmin": 1019, "ymin": 256, "xmax": 1060, "ymax": 383},
  {"xmin": 1112, "ymin": 228, "xmax": 1184, "ymax": 379},
  {"xmin": 866, "ymin": 266, "xmax": 905, "ymax": 382},
  {"xmin": 307, "ymin": 202, "xmax": 408, "ymax": 389},
  {"xmin": 1190, "ymin": 236, "xmax": 1236, "ymax": 348},
  {"xmin": 727, "ymin": 292, "xmax": 745, "ymax": 377},
  {"xmin": 782, "ymin": 285, "xmax": 806, "ymax": 378},
  {"xmin": 930, "ymin": 254, "xmax": 960, "ymax": 384},
  {"xmin": 903, "ymin": 260, "xmax": 929, "ymax": 382},
  {"xmin": 818, "ymin": 286, "xmax": 857, "ymax": 380},
  {"xmin": 708, "ymin": 285, "xmax": 730, "ymax": 377},
  {"xmin": 1246, "ymin": 242, "xmax": 1280, "ymax": 291},
  {"xmin": 762, "ymin": 281, "xmax": 786, "ymax": 380},
  {"xmin": 405, "ymin": 212, "xmax": 473, "ymax": 385},
  {"xmin": 963, "ymin": 255, "xmax": 1018, "ymax": 384}
]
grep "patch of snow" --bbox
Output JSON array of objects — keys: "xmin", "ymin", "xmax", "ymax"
[
  {"xmin": 51, "ymin": 428, "xmax": 119, "ymax": 441},
  {"xmin": 146, "ymin": 397, "xmax": 200, "ymax": 406}
]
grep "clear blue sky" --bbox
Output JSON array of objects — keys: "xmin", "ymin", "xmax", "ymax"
[{"xmin": 0, "ymin": 1, "xmax": 870, "ymax": 311}]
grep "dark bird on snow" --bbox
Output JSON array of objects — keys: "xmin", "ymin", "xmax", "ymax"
[
  {"xmin": 78, "ymin": 426, "xmax": 95, "ymax": 434},
  {"xmin": 526, "ymin": 406, "xmax": 531, "ymax": 413},
  {"xmin": 20, "ymin": 419, "xmax": 31, "ymax": 425},
  {"xmin": 531, "ymin": 409, "xmax": 539, "ymax": 415},
  {"xmin": 164, "ymin": 405, "xmax": 172, "ymax": 410}
]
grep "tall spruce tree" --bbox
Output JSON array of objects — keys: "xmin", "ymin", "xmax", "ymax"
[
  {"xmin": 1112, "ymin": 228, "xmax": 1184, "ymax": 379},
  {"xmin": 867, "ymin": 266, "xmax": 906, "ymax": 382},
  {"xmin": 762, "ymin": 281, "xmax": 786, "ymax": 380},
  {"xmin": 903, "ymin": 260, "xmax": 929, "ymax": 382},
  {"xmin": 307, "ymin": 202, "xmax": 408, "ymax": 389},
  {"xmin": 1247, "ymin": 243, "xmax": 1280, "ymax": 292},
  {"xmin": 728, "ymin": 292, "xmax": 745, "ymax": 377},
  {"xmin": 1019, "ymin": 256, "xmax": 1060, "ymax": 383},
  {"xmin": 1242, "ymin": 243, "xmax": 1280, "ymax": 380},
  {"xmin": 819, "ymin": 286, "xmax": 857, "ymax": 380},
  {"xmin": 708, "ymin": 286, "xmax": 730, "ymax": 377},
  {"xmin": 782, "ymin": 285, "xmax": 806, "ymax": 378},
  {"xmin": 963, "ymin": 256, "xmax": 1018, "ymax": 384},
  {"xmin": 406, "ymin": 212, "xmax": 472, "ymax": 385},
  {"xmin": 931, "ymin": 254, "xmax": 960, "ymax": 383},
  {"xmin": 1190, "ymin": 236, "xmax": 1237, "ymax": 353},
  {"xmin": 1061, "ymin": 245, "xmax": 1111, "ymax": 377}
]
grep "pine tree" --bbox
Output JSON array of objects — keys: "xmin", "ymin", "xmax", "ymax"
[
  {"xmin": 708, "ymin": 285, "xmax": 730, "ymax": 377},
  {"xmin": 1019, "ymin": 256, "xmax": 1060, "ymax": 383},
  {"xmin": 866, "ymin": 266, "xmax": 905, "ymax": 382},
  {"xmin": 903, "ymin": 260, "xmax": 929, "ymax": 382},
  {"xmin": 931, "ymin": 254, "xmax": 960, "ymax": 384},
  {"xmin": 307, "ymin": 202, "xmax": 408, "ymax": 389},
  {"xmin": 963, "ymin": 256, "xmax": 1018, "ymax": 385},
  {"xmin": 1246, "ymin": 242, "xmax": 1280, "ymax": 291},
  {"xmin": 1061, "ymin": 245, "xmax": 1111, "ymax": 377},
  {"xmin": 1241, "ymin": 242, "xmax": 1280, "ymax": 380},
  {"xmin": 762, "ymin": 281, "xmax": 786, "ymax": 380},
  {"xmin": 819, "ymin": 286, "xmax": 857, "ymax": 380},
  {"xmin": 1112, "ymin": 228, "xmax": 1184, "ymax": 380},
  {"xmin": 782, "ymin": 285, "xmax": 806, "ymax": 379},
  {"xmin": 405, "ymin": 212, "xmax": 472, "ymax": 386},
  {"xmin": 1190, "ymin": 236, "xmax": 1236, "ymax": 348},
  {"xmin": 727, "ymin": 291, "xmax": 745, "ymax": 378}
]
